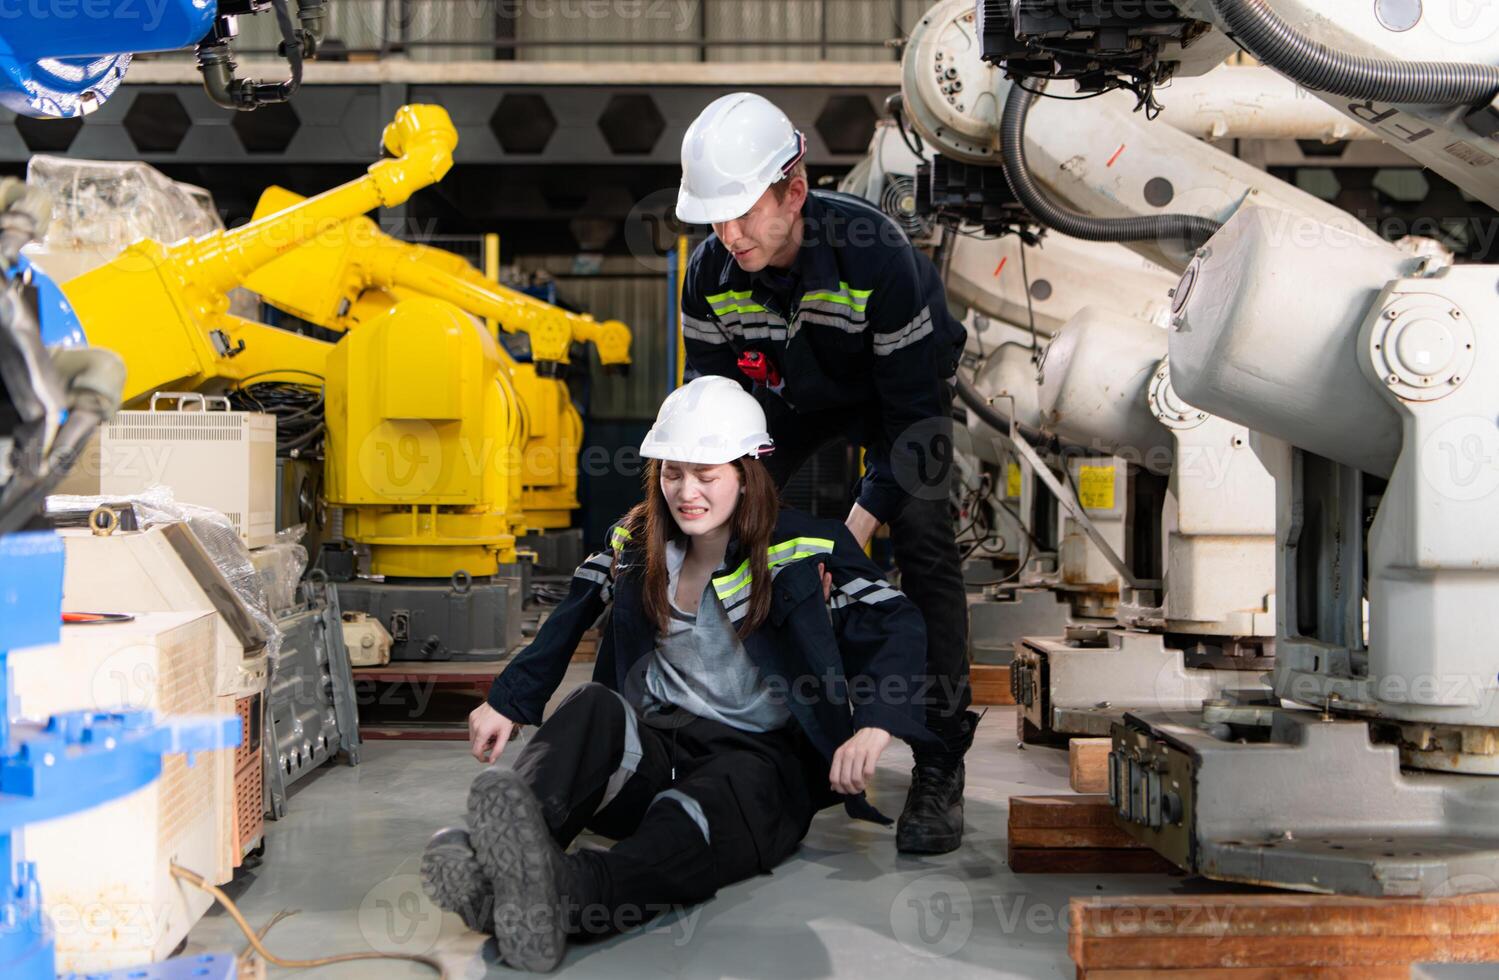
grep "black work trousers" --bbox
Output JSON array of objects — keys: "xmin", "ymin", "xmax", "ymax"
[
  {"xmin": 759, "ymin": 384, "xmax": 973, "ymax": 750},
  {"xmin": 511, "ymin": 682, "xmax": 819, "ymax": 926}
]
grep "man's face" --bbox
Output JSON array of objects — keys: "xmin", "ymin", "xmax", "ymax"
[{"xmin": 712, "ymin": 178, "xmax": 807, "ymax": 273}]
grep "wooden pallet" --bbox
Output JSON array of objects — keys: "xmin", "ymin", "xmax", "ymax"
[
  {"xmin": 1008, "ymin": 794, "xmax": 1178, "ymax": 875},
  {"xmin": 1016, "ymin": 793, "xmax": 1499, "ymax": 977},
  {"xmin": 352, "ymin": 630, "xmax": 597, "ymax": 739},
  {"xmin": 1070, "ymin": 891, "xmax": 1499, "ymax": 979}
]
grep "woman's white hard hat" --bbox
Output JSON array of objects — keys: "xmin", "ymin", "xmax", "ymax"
[
  {"xmin": 676, "ymin": 92, "xmax": 807, "ymax": 226},
  {"xmin": 640, "ymin": 375, "xmax": 775, "ymax": 465}
]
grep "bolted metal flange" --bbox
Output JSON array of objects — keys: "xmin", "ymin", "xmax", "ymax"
[
  {"xmin": 1367, "ymin": 295, "xmax": 1475, "ymax": 402},
  {"xmin": 1147, "ymin": 355, "xmax": 1208, "ymax": 429}
]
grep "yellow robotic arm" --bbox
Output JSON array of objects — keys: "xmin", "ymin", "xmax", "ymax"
[
  {"xmin": 56, "ymin": 105, "xmax": 530, "ymax": 574},
  {"xmin": 241, "ymin": 187, "xmax": 633, "ymax": 372},
  {"xmin": 60, "ymin": 105, "xmax": 459, "ymax": 404},
  {"xmin": 242, "ymin": 193, "xmax": 631, "ymax": 529}
]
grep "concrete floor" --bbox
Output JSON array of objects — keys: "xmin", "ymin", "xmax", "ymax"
[{"xmin": 185, "ymin": 665, "xmax": 1181, "ymax": 978}]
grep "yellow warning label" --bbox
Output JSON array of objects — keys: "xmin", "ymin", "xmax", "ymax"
[
  {"xmin": 1005, "ymin": 462, "xmax": 1022, "ymax": 499},
  {"xmin": 1077, "ymin": 465, "xmax": 1116, "ymax": 510}
]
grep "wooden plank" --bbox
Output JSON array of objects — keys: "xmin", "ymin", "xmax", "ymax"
[
  {"xmin": 1069, "ymin": 892, "xmax": 1499, "ymax": 976},
  {"xmin": 971, "ymin": 664, "xmax": 1015, "ymax": 706},
  {"xmin": 1009, "ymin": 827, "xmax": 1146, "ymax": 850},
  {"xmin": 352, "ymin": 661, "xmax": 499, "ymax": 683},
  {"xmin": 1008, "ymin": 847, "xmax": 1178, "ymax": 875},
  {"xmin": 1010, "ymin": 794, "xmax": 1118, "ymax": 829},
  {"xmin": 1008, "ymin": 794, "xmax": 1178, "ymax": 874},
  {"xmin": 1079, "ymin": 972, "xmax": 1398, "ymax": 980},
  {"xmin": 1071, "ymin": 893, "xmax": 1499, "ymax": 938},
  {"xmin": 361, "ymin": 727, "xmax": 468, "ymax": 741},
  {"xmin": 1073, "ymin": 934, "xmax": 1499, "ymax": 970},
  {"xmin": 1070, "ymin": 737, "xmax": 1112, "ymax": 794}
]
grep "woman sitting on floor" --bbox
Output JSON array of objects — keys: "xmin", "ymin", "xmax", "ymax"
[{"xmin": 421, "ymin": 375, "xmax": 938, "ymax": 971}]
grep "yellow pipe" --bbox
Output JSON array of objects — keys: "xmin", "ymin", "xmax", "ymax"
[
  {"xmin": 63, "ymin": 105, "xmax": 458, "ymax": 405},
  {"xmin": 243, "ymin": 191, "xmax": 633, "ymax": 369},
  {"xmin": 182, "ymin": 105, "xmax": 455, "ymax": 301},
  {"xmin": 483, "ymin": 232, "xmax": 501, "ymax": 337}
]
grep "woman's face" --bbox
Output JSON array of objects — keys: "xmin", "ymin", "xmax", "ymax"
[{"xmin": 660, "ymin": 460, "xmax": 742, "ymax": 537}]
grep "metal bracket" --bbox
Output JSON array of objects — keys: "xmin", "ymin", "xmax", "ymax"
[{"xmin": 1001, "ymin": 401, "xmax": 1157, "ymax": 591}]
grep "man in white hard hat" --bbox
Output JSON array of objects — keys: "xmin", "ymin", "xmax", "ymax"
[{"xmin": 675, "ymin": 92, "xmax": 974, "ymax": 855}]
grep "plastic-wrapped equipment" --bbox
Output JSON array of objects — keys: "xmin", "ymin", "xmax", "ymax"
[
  {"xmin": 23, "ymin": 155, "xmax": 261, "ymax": 320},
  {"xmin": 252, "ymin": 524, "xmax": 309, "ymax": 617},
  {"xmin": 46, "ymin": 486, "xmax": 284, "ymax": 660}
]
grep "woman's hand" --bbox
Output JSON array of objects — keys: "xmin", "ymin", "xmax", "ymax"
[
  {"xmin": 469, "ymin": 702, "xmax": 520, "ymax": 763},
  {"xmin": 830, "ymin": 727, "xmax": 892, "ymax": 795}
]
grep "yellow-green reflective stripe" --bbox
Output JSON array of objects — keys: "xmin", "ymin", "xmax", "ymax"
[
  {"xmin": 706, "ymin": 289, "xmax": 767, "ymax": 315},
  {"xmin": 710, "ymin": 537, "xmax": 835, "ymax": 597},
  {"xmin": 610, "ymin": 526, "xmax": 632, "ymax": 549},
  {"xmin": 706, "ymin": 289, "xmax": 753, "ymax": 305},
  {"xmin": 713, "ymin": 560, "xmax": 752, "ymax": 599},
  {"xmin": 801, "ymin": 288, "xmax": 869, "ymax": 312},
  {"xmin": 767, "ymin": 537, "xmax": 834, "ymax": 566},
  {"xmin": 770, "ymin": 550, "xmax": 828, "ymax": 568}
]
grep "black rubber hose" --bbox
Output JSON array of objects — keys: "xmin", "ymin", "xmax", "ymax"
[
  {"xmin": 0, "ymin": 406, "xmax": 106, "ymax": 536},
  {"xmin": 1211, "ymin": 0, "xmax": 1499, "ymax": 106},
  {"xmin": 1000, "ymin": 85, "xmax": 1222, "ymax": 249},
  {"xmin": 955, "ymin": 372, "xmax": 1047, "ymax": 446}
]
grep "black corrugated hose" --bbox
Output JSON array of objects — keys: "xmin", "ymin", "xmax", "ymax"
[
  {"xmin": 999, "ymin": 85, "xmax": 1223, "ymax": 248},
  {"xmin": 1211, "ymin": 0, "xmax": 1499, "ymax": 106},
  {"xmin": 954, "ymin": 372, "xmax": 1048, "ymax": 447}
]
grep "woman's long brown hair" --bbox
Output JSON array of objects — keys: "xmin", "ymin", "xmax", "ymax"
[{"xmin": 622, "ymin": 456, "xmax": 780, "ymax": 639}]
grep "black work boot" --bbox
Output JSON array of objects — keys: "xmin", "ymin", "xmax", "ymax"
[
  {"xmin": 896, "ymin": 710, "xmax": 979, "ymax": 855},
  {"xmin": 420, "ymin": 827, "xmax": 494, "ymax": 933},
  {"xmin": 466, "ymin": 767, "xmax": 602, "ymax": 971}
]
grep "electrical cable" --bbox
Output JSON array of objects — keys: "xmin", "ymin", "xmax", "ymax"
[
  {"xmin": 1013, "ymin": 80, "xmax": 1122, "ymax": 101},
  {"xmin": 169, "ymin": 864, "xmax": 446, "ymax": 978},
  {"xmin": 999, "ymin": 84, "xmax": 1221, "ymax": 248},
  {"xmin": 954, "ymin": 371, "xmax": 1047, "ymax": 446},
  {"xmin": 890, "ymin": 98, "xmax": 928, "ymax": 163},
  {"xmin": 228, "ymin": 380, "xmax": 325, "ymax": 457},
  {"xmin": 1209, "ymin": 0, "xmax": 1499, "ymax": 106}
]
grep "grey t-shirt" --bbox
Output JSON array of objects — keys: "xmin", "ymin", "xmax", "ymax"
[{"xmin": 629, "ymin": 539, "xmax": 791, "ymax": 733}]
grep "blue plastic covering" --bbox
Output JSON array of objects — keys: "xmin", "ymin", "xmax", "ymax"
[
  {"xmin": 0, "ymin": 531, "xmax": 241, "ymax": 979},
  {"xmin": 0, "ymin": 0, "xmax": 218, "ymax": 117},
  {"xmin": 15, "ymin": 254, "xmax": 85, "ymax": 347}
]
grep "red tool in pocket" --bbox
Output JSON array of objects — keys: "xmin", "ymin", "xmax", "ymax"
[{"xmin": 737, "ymin": 349, "xmax": 781, "ymax": 388}]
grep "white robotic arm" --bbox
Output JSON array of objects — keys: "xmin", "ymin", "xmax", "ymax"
[{"xmin": 902, "ymin": 0, "xmax": 1382, "ymax": 270}]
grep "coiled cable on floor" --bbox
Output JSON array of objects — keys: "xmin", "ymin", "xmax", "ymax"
[
  {"xmin": 999, "ymin": 84, "xmax": 1222, "ymax": 249},
  {"xmin": 1210, "ymin": 0, "xmax": 1499, "ymax": 106},
  {"xmin": 170, "ymin": 863, "xmax": 447, "ymax": 978}
]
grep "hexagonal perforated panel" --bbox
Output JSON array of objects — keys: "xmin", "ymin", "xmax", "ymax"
[
  {"xmin": 598, "ymin": 94, "xmax": 664, "ymax": 155},
  {"xmin": 815, "ymin": 95, "xmax": 877, "ymax": 155},
  {"xmin": 232, "ymin": 101, "xmax": 301, "ymax": 154},
  {"xmin": 123, "ymin": 93, "xmax": 191, "ymax": 153},
  {"xmin": 16, "ymin": 116, "xmax": 82, "ymax": 153},
  {"xmin": 491, "ymin": 94, "xmax": 557, "ymax": 154}
]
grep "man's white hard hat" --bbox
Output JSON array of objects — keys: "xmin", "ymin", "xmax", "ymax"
[
  {"xmin": 640, "ymin": 375, "xmax": 775, "ymax": 465},
  {"xmin": 676, "ymin": 92, "xmax": 807, "ymax": 225}
]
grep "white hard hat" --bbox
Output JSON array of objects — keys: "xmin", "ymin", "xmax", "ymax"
[
  {"xmin": 676, "ymin": 93, "xmax": 807, "ymax": 225},
  {"xmin": 640, "ymin": 376, "xmax": 774, "ymax": 465}
]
